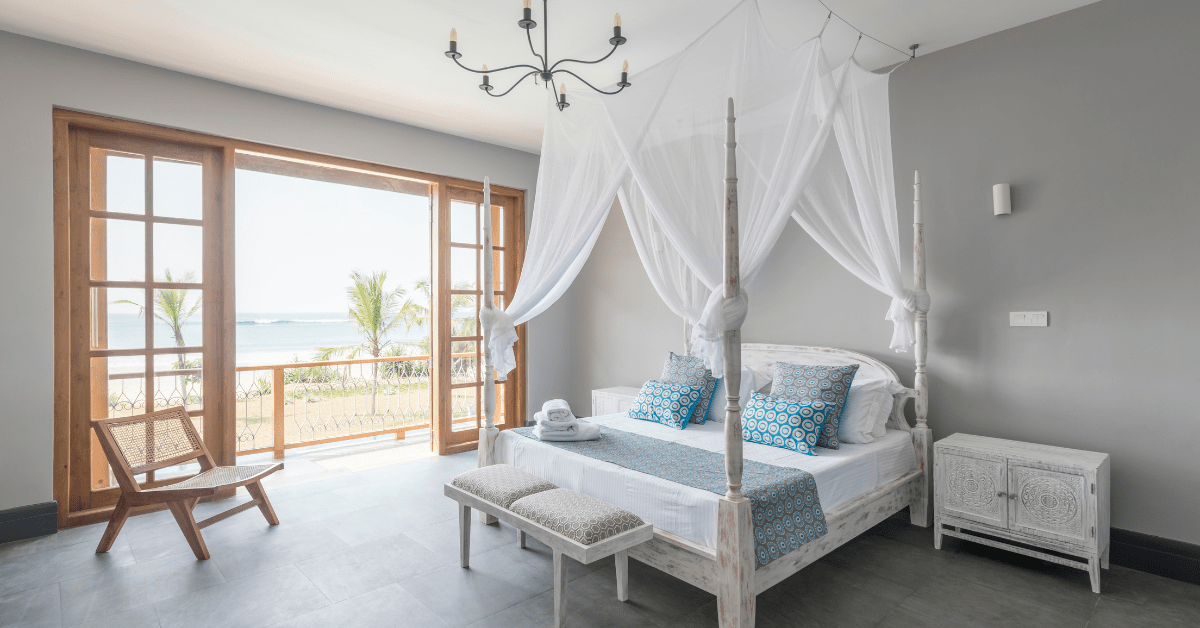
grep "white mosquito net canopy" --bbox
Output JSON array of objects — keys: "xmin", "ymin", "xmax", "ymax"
[{"xmin": 483, "ymin": 0, "xmax": 928, "ymax": 381}]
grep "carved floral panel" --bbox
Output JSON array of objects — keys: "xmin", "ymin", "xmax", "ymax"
[
  {"xmin": 940, "ymin": 451, "xmax": 1007, "ymax": 527},
  {"xmin": 1011, "ymin": 464, "xmax": 1087, "ymax": 544}
]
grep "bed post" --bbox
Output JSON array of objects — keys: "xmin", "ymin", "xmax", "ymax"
[
  {"xmin": 478, "ymin": 177, "xmax": 500, "ymax": 524},
  {"xmin": 716, "ymin": 98, "xmax": 755, "ymax": 628},
  {"xmin": 909, "ymin": 169, "xmax": 933, "ymax": 527}
]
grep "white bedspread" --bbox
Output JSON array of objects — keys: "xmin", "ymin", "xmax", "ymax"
[{"xmin": 495, "ymin": 412, "xmax": 917, "ymax": 551}]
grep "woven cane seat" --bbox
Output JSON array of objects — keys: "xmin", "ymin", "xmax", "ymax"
[
  {"xmin": 510, "ymin": 488, "xmax": 645, "ymax": 546},
  {"xmin": 450, "ymin": 464, "xmax": 557, "ymax": 508},
  {"xmin": 144, "ymin": 465, "xmax": 277, "ymax": 491}
]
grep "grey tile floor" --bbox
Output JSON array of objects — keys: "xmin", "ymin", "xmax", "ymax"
[{"xmin": 2, "ymin": 439, "xmax": 1198, "ymax": 628}]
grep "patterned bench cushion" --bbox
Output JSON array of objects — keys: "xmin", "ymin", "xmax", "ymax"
[
  {"xmin": 510, "ymin": 488, "xmax": 645, "ymax": 545},
  {"xmin": 451, "ymin": 464, "xmax": 557, "ymax": 508}
]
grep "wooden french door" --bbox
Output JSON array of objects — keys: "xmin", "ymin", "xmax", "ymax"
[
  {"xmin": 433, "ymin": 186, "xmax": 524, "ymax": 454},
  {"xmin": 55, "ymin": 116, "xmax": 232, "ymax": 526},
  {"xmin": 55, "ymin": 110, "xmax": 526, "ymax": 526}
]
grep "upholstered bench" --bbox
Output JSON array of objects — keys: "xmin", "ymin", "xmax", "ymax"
[{"xmin": 445, "ymin": 465, "xmax": 654, "ymax": 628}]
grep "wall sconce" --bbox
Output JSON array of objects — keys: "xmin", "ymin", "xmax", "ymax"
[{"xmin": 993, "ymin": 183, "xmax": 1011, "ymax": 216}]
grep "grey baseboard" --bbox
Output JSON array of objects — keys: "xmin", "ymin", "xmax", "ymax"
[
  {"xmin": 1110, "ymin": 528, "xmax": 1200, "ymax": 586},
  {"xmin": 0, "ymin": 501, "xmax": 58, "ymax": 544}
]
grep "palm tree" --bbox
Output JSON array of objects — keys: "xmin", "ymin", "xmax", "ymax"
[
  {"xmin": 115, "ymin": 269, "xmax": 202, "ymax": 406},
  {"xmin": 315, "ymin": 271, "xmax": 420, "ymax": 415},
  {"xmin": 115, "ymin": 269, "xmax": 202, "ymax": 371}
]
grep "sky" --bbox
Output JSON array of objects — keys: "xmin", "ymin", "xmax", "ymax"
[{"xmin": 103, "ymin": 152, "xmax": 487, "ymax": 316}]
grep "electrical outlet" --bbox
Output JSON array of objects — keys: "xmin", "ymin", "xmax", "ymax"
[{"xmin": 1010, "ymin": 311, "xmax": 1048, "ymax": 327}]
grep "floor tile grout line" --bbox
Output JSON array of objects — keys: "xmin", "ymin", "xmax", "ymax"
[{"xmin": 55, "ymin": 581, "xmax": 65, "ymax": 628}]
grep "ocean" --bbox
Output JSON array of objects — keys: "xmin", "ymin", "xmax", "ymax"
[{"xmin": 104, "ymin": 312, "xmax": 431, "ymax": 373}]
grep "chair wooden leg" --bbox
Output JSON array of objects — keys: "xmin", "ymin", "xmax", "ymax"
[
  {"xmin": 246, "ymin": 480, "xmax": 279, "ymax": 526},
  {"xmin": 519, "ymin": 530, "xmax": 527, "ymax": 549},
  {"xmin": 96, "ymin": 494, "xmax": 131, "ymax": 553},
  {"xmin": 168, "ymin": 499, "xmax": 210, "ymax": 560}
]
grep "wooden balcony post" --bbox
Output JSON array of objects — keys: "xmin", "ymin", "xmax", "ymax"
[{"xmin": 273, "ymin": 367, "xmax": 285, "ymax": 459}]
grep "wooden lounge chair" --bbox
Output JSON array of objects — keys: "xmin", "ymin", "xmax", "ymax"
[{"xmin": 91, "ymin": 406, "xmax": 283, "ymax": 559}]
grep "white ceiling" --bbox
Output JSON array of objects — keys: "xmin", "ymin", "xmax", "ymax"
[{"xmin": 0, "ymin": 0, "xmax": 1100, "ymax": 153}]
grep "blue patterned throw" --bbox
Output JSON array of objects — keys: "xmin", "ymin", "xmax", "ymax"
[{"xmin": 511, "ymin": 425, "xmax": 827, "ymax": 568}]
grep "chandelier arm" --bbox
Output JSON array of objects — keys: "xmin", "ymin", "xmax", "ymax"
[
  {"xmin": 526, "ymin": 28, "xmax": 547, "ymax": 70},
  {"xmin": 453, "ymin": 57, "xmax": 542, "ymax": 75},
  {"xmin": 551, "ymin": 69, "xmax": 626, "ymax": 95},
  {"xmin": 487, "ymin": 71, "xmax": 542, "ymax": 97},
  {"xmin": 549, "ymin": 42, "xmax": 620, "ymax": 72}
]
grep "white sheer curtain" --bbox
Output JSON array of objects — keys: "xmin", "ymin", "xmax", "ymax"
[
  {"xmin": 617, "ymin": 181, "xmax": 711, "ymax": 333},
  {"xmin": 793, "ymin": 61, "xmax": 928, "ymax": 351},
  {"xmin": 484, "ymin": 0, "xmax": 913, "ymax": 379},
  {"xmin": 595, "ymin": 2, "xmax": 842, "ymax": 376},
  {"xmin": 482, "ymin": 93, "xmax": 627, "ymax": 380}
]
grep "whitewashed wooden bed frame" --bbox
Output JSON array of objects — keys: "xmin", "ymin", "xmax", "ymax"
[{"xmin": 475, "ymin": 100, "xmax": 933, "ymax": 628}]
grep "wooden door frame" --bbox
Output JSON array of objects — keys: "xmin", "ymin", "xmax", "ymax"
[
  {"xmin": 432, "ymin": 185, "xmax": 526, "ymax": 456},
  {"xmin": 53, "ymin": 109, "xmax": 527, "ymax": 527}
]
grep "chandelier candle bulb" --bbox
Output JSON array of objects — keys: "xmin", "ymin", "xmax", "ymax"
[
  {"xmin": 520, "ymin": 0, "xmax": 535, "ymax": 29},
  {"xmin": 611, "ymin": 13, "xmax": 625, "ymax": 45},
  {"xmin": 618, "ymin": 60, "xmax": 631, "ymax": 87},
  {"xmin": 446, "ymin": 28, "xmax": 460, "ymax": 58},
  {"xmin": 557, "ymin": 83, "xmax": 570, "ymax": 110},
  {"xmin": 481, "ymin": 64, "xmax": 491, "ymax": 91}
]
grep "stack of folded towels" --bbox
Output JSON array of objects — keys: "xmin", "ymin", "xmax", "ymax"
[{"xmin": 532, "ymin": 399, "xmax": 601, "ymax": 442}]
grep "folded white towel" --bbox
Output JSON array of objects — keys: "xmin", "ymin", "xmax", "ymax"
[
  {"xmin": 542, "ymin": 399, "xmax": 574, "ymax": 422},
  {"xmin": 533, "ymin": 421, "xmax": 600, "ymax": 442},
  {"xmin": 536, "ymin": 412, "xmax": 577, "ymax": 431}
]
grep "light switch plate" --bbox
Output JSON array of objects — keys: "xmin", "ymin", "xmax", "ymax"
[{"xmin": 1010, "ymin": 311, "xmax": 1049, "ymax": 327}]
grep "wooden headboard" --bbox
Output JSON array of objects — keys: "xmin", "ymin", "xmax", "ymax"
[{"xmin": 740, "ymin": 343, "xmax": 916, "ymax": 431}]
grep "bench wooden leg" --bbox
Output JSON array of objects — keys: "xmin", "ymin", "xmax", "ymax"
[
  {"xmin": 96, "ymin": 494, "xmax": 131, "ymax": 553},
  {"xmin": 459, "ymin": 502, "xmax": 472, "ymax": 568},
  {"xmin": 245, "ymin": 480, "xmax": 280, "ymax": 526},
  {"xmin": 519, "ymin": 530, "xmax": 527, "ymax": 549},
  {"xmin": 168, "ymin": 499, "xmax": 210, "ymax": 560},
  {"xmin": 615, "ymin": 550, "xmax": 629, "ymax": 602},
  {"xmin": 553, "ymin": 549, "xmax": 568, "ymax": 628}
]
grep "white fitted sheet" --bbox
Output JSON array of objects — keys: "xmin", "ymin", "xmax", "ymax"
[{"xmin": 496, "ymin": 413, "xmax": 917, "ymax": 551}]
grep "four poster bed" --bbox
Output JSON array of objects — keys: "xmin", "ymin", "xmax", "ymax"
[{"xmin": 472, "ymin": 101, "xmax": 933, "ymax": 627}]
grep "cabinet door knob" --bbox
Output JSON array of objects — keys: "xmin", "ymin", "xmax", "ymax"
[{"xmin": 997, "ymin": 491, "xmax": 1007, "ymax": 498}]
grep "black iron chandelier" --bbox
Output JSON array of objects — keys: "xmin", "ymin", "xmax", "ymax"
[{"xmin": 445, "ymin": 0, "xmax": 631, "ymax": 111}]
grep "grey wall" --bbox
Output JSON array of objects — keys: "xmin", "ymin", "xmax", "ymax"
[
  {"xmin": 568, "ymin": 0, "xmax": 1200, "ymax": 545},
  {"xmin": 0, "ymin": 30, "xmax": 573, "ymax": 511}
]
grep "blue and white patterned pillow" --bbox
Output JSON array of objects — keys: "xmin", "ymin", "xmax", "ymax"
[
  {"xmin": 741, "ymin": 392, "xmax": 828, "ymax": 455},
  {"xmin": 627, "ymin": 380, "xmax": 703, "ymax": 430},
  {"xmin": 769, "ymin": 362, "xmax": 858, "ymax": 449},
  {"xmin": 661, "ymin": 353, "xmax": 716, "ymax": 425}
]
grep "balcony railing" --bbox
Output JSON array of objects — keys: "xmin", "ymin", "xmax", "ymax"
[{"xmin": 107, "ymin": 353, "xmax": 484, "ymax": 459}]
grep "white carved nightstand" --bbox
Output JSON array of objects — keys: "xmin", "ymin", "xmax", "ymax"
[
  {"xmin": 934, "ymin": 433, "xmax": 1110, "ymax": 592},
  {"xmin": 591, "ymin": 386, "xmax": 641, "ymax": 417}
]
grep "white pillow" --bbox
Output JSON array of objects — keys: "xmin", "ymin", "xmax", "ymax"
[
  {"xmin": 838, "ymin": 379, "xmax": 904, "ymax": 444},
  {"xmin": 873, "ymin": 379, "xmax": 907, "ymax": 438},
  {"xmin": 707, "ymin": 366, "xmax": 770, "ymax": 422}
]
